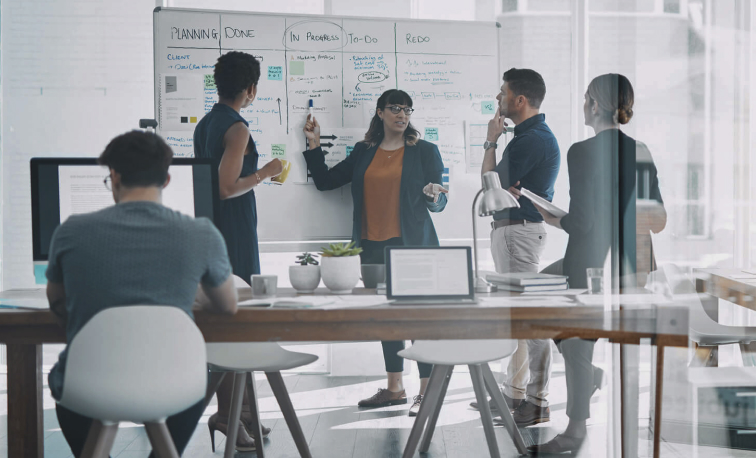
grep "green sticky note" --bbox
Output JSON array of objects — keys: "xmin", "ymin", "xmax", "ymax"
[
  {"xmin": 204, "ymin": 74, "xmax": 216, "ymax": 90},
  {"xmin": 346, "ymin": 146, "xmax": 354, "ymax": 157},
  {"xmin": 424, "ymin": 127, "xmax": 439, "ymax": 141},
  {"xmin": 481, "ymin": 101, "xmax": 496, "ymax": 115},
  {"xmin": 271, "ymin": 144, "xmax": 286, "ymax": 158},
  {"xmin": 268, "ymin": 66, "xmax": 283, "ymax": 81},
  {"xmin": 289, "ymin": 61, "xmax": 305, "ymax": 76},
  {"xmin": 34, "ymin": 264, "xmax": 47, "ymax": 285}
]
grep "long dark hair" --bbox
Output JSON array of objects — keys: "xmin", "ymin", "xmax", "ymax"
[{"xmin": 363, "ymin": 89, "xmax": 420, "ymax": 147}]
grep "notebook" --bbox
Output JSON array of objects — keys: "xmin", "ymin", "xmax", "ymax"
[
  {"xmin": 486, "ymin": 272, "xmax": 568, "ymax": 286},
  {"xmin": 386, "ymin": 246, "xmax": 477, "ymax": 305}
]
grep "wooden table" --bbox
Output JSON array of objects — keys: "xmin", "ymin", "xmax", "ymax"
[
  {"xmin": 0, "ymin": 288, "xmax": 689, "ymax": 458},
  {"xmin": 695, "ymin": 268, "xmax": 756, "ymax": 311}
]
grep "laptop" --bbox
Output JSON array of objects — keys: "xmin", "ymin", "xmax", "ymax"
[{"xmin": 386, "ymin": 246, "xmax": 477, "ymax": 305}]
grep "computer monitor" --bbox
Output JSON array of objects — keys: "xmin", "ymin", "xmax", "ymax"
[{"xmin": 30, "ymin": 157, "xmax": 219, "ymax": 261}]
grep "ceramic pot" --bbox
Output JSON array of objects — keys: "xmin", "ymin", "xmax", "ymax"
[
  {"xmin": 289, "ymin": 265, "xmax": 321, "ymax": 293},
  {"xmin": 320, "ymin": 256, "xmax": 360, "ymax": 294}
]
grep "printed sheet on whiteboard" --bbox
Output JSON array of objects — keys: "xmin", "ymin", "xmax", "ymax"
[{"xmin": 159, "ymin": 74, "xmax": 206, "ymax": 131}]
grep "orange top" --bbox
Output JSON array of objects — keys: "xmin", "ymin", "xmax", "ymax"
[{"xmin": 362, "ymin": 147, "xmax": 405, "ymax": 241}]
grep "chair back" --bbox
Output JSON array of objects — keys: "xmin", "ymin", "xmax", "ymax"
[
  {"xmin": 59, "ymin": 305, "xmax": 207, "ymax": 423},
  {"xmin": 648, "ymin": 265, "xmax": 754, "ymax": 345}
]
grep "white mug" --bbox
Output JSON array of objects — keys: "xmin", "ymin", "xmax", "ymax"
[{"xmin": 251, "ymin": 275, "xmax": 278, "ymax": 298}]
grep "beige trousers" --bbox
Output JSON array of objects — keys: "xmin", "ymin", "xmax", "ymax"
[{"xmin": 490, "ymin": 221, "xmax": 551, "ymax": 407}]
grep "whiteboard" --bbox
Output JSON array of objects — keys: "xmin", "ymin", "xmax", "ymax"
[{"xmin": 153, "ymin": 8, "xmax": 502, "ymax": 248}]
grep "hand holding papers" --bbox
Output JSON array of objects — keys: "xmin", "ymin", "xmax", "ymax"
[{"xmin": 520, "ymin": 188, "xmax": 567, "ymax": 218}]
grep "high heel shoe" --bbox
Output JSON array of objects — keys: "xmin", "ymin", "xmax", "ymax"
[
  {"xmin": 207, "ymin": 413, "xmax": 256, "ymax": 452},
  {"xmin": 592, "ymin": 366, "xmax": 605, "ymax": 396},
  {"xmin": 240, "ymin": 410, "xmax": 272, "ymax": 438}
]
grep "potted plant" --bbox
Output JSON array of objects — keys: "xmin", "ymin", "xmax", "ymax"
[
  {"xmin": 319, "ymin": 242, "xmax": 363, "ymax": 294},
  {"xmin": 289, "ymin": 252, "xmax": 321, "ymax": 293}
]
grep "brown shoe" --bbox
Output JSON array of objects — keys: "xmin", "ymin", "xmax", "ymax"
[
  {"xmin": 358, "ymin": 388, "xmax": 408, "ymax": 408},
  {"xmin": 469, "ymin": 392, "xmax": 522, "ymax": 413},
  {"xmin": 510, "ymin": 400, "xmax": 550, "ymax": 427}
]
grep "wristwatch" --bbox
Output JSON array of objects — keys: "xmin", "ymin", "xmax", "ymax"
[{"xmin": 483, "ymin": 140, "xmax": 497, "ymax": 150}]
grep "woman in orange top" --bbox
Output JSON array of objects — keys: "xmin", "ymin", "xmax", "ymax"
[{"xmin": 303, "ymin": 89, "xmax": 448, "ymax": 416}]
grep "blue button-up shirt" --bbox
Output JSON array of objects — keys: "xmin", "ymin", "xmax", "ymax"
[{"xmin": 493, "ymin": 113, "xmax": 560, "ymax": 222}]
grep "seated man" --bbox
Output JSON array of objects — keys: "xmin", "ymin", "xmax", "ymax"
[{"xmin": 46, "ymin": 130, "xmax": 237, "ymax": 458}]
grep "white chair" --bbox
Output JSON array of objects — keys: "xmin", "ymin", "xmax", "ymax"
[
  {"xmin": 206, "ymin": 276, "xmax": 317, "ymax": 458},
  {"xmin": 398, "ymin": 340, "xmax": 528, "ymax": 458},
  {"xmin": 651, "ymin": 265, "xmax": 756, "ymax": 366},
  {"xmin": 58, "ymin": 306, "xmax": 207, "ymax": 458}
]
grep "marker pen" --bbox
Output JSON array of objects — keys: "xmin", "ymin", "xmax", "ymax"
[{"xmin": 308, "ymin": 99, "xmax": 314, "ymax": 119}]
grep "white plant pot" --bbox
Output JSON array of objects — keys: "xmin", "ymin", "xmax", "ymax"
[
  {"xmin": 289, "ymin": 265, "xmax": 321, "ymax": 293},
  {"xmin": 320, "ymin": 255, "xmax": 360, "ymax": 294}
]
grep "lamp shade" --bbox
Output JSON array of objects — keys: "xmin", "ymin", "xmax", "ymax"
[{"xmin": 478, "ymin": 171, "xmax": 520, "ymax": 216}]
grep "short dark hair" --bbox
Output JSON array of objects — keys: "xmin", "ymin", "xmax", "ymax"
[
  {"xmin": 98, "ymin": 131, "xmax": 173, "ymax": 187},
  {"xmin": 502, "ymin": 68, "xmax": 547, "ymax": 109},
  {"xmin": 214, "ymin": 51, "xmax": 261, "ymax": 99}
]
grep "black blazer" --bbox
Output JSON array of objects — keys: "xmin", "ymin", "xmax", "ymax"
[
  {"xmin": 303, "ymin": 139, "xmax": 448, "ymax": 247},
  {"xmin": 560, "ymin": 129, "xmax": 637, "ymax": 289}
]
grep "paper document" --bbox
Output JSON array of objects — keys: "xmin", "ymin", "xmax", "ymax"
[
  {"xmin": 520, "ymin": 188, "xmax": 567, "ymax": 218},
  {"xmin": 239, "ymin": 297, "xmax": 337, "ymax": 308}
]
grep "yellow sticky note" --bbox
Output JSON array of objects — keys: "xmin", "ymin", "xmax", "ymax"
[{"xmin": 190, "ymin": 116, "xmax": 198, "ymax": 123}]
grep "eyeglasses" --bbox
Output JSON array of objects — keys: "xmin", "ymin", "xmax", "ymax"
[
  {"xmin": 103, "ymin": 175, "xmax": 112, "ymax": 191},
  {"xmin": 385, "ymin": 105, "xmax": 414, "ymax": 115}
]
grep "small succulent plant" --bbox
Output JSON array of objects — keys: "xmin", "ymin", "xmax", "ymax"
[
  {"xmin": 295, "ymin": 252, "xmax": 319, "ymax": 266},
  {"xmin": 320, "ymin": 241, "xmax": 363, "ymax": 257}
]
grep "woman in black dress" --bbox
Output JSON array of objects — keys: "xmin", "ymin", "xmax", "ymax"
[
  {"xmin": 194, "ymin": 51, "xmax": 282, "ymax": 451},
  {"xmin": 529, "ymin": 74, "xmax": 664, "ymax": 454}
]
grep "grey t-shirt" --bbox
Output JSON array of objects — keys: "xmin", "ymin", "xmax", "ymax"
[{"xmin": 46, "ymin": 201, "xmax": 232, "ymax": 400}]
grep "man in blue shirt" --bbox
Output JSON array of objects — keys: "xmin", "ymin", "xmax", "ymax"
[{"xmin": 474, "ymin": 68, "xmax": 560, "ymax": 427}]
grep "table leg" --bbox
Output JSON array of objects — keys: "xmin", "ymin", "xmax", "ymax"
[
  {"xmin": 653, "ymin": 345, "xmax": 665, "ymax": 458},
  {"xmin": 7, "ymin": 343, "xmax": 44, "ymax": 458},
  {"xmin": 620, "ymin": 343, "xmax": 639, "ymax": 458}
]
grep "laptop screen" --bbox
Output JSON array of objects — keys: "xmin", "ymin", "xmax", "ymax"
[{"xmin": 386, "ymin": 247, "xmax": 474, "ymax": 299}]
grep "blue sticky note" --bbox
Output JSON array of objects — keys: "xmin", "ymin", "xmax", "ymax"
[
  {"xmin": 34, "ymin": 264, "xmax": 47, "ymax": 285},
  {"xmin": 268, "ymin": 66, "xmax": 283, "ymax": 81},
  {"xmin": 424, "ymin": 127, "xmax": 439, "ymax": 141},
  {"xmin": 481, "ymin": 101, "xmax": 496, "ymax": 115}
]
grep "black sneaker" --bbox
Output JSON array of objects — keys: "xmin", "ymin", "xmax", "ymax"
[{"xmin": 409, "ymin": 395, "xmax": 423, "ymax": 417}]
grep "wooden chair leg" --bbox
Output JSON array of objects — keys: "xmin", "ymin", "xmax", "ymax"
[
  {"xmin": 224, "ymin": 372, "xmax": 247, "ymax": 458},
  {"xmin": 419, "ymin": 366, "xmax": 454, "ymax": 453},
  {"xmin": 204, "ymin": 371, "xmax": 226, "ymax": 408},
  {"xmin": 144, "ymin": 421, "xmax": 179, "ymax": 458},
  {"xmin": 481, "ymin": 364, "xmax": 528, "ymax": 455},
  {"xmin": 739, "ymin": 342, "xmax": 756, "ymax": 367},
  {"xmin": 691, "ymin": 344, "xmax": 716, "ymax": 367},
  {"xmin": 470, "ymin": 365, "xmax": 501, "ymax": 458},
  {"xmin": 245, "ymin": 372, "xmax": 266, "ymax": 458},
  {"xmin": 402, "ymin": 364, "xmax": 450, "ymax": 458},
  {"xmin": 266, "ymin": 371, "xmax": 313, "ymax": 458},
  {"xmin": 80, "ymin": 420, "xmax": 118, "ymax": 458}
]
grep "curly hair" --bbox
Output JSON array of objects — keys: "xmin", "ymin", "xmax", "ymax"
[
  {"xmin": 586, "ymin": 73, "xmax": 634, "ymax": 125},
  {"xmin": 98, "ymin": 131, "xmax": 173, "ymax": 187},
  {"xmin": 213, "ymin": 51, "xmax": 261, "ymax": 99}
]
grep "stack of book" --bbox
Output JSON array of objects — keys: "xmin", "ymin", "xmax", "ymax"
[{"xmin": 485, "ymin": 272, "xmax": 569, "ymax": 292}]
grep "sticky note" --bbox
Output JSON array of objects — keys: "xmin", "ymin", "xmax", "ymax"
[
  {"xmin": 34, "ymin": 264, "xmax": 47, "ymax": 285},
  {"xmin": 190, "ymin": 116, "xmax": 198, "ymax": 123},
  {"xmin": 271, "ymin": 144, "xmax": 286, "ymax": 158},
  {"xmin": 204, "ymin": 74, "xmax": 215, "ymax": 90},
  {"xmin": 481, "ymin": 101, "xmax": 496, "ymax": 115},
  {"xmin": 289, "ymin": 61, "xmax": 305, "ymax": 76},
  {"xmin": 346, "ymin": 146, "xmax": 354, "ymax": 157},
  {"xmin": 268, "ymin": 66, "xmax": 283, "ymax": 81},
  {"xmin": 424, "ymin": 127, "xmax": 439, "ymax": 141}
]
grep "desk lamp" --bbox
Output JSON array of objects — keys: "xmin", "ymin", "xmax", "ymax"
[{"xmin": 472, "ymin": 171, "xmax": 520, "ymax": 293}]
